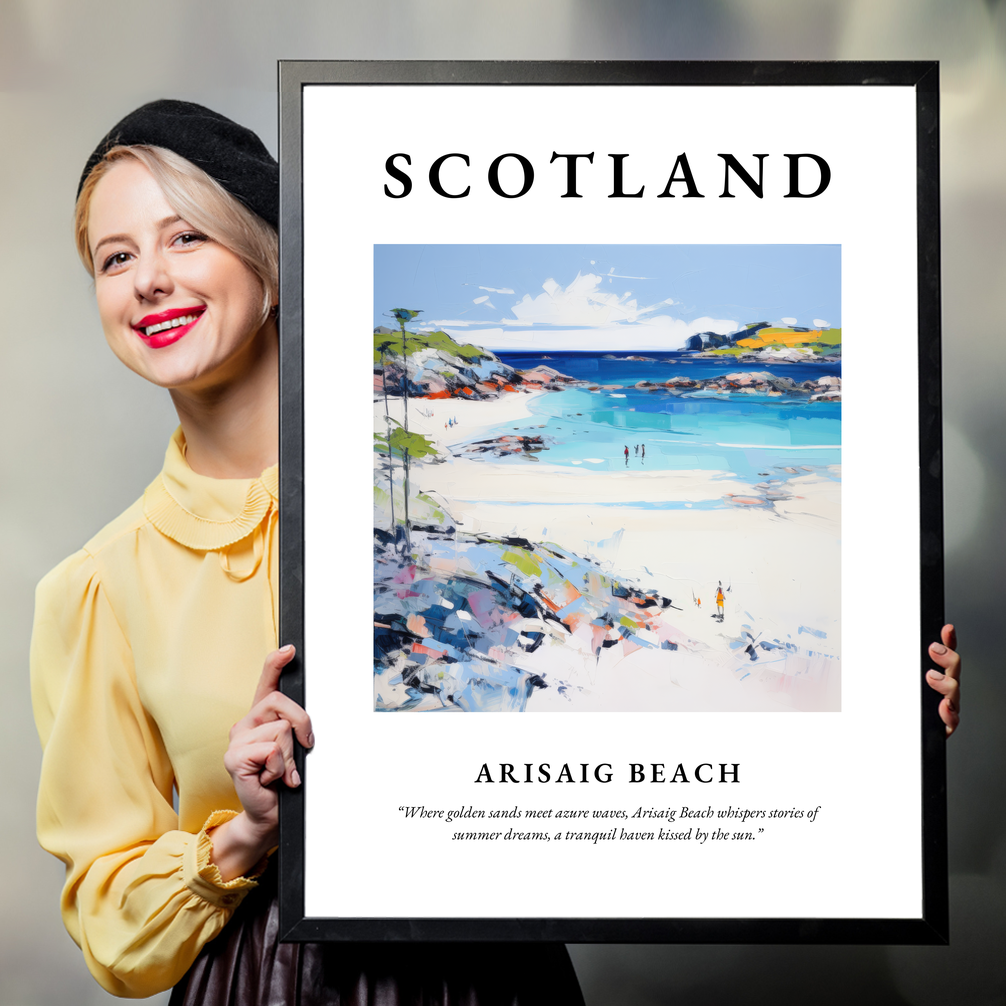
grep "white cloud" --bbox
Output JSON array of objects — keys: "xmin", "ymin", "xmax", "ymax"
[
  {"xmin": 781, "ymin": 316, "xmax": 797, "ymax": 325},
  {"xmin": 508, "ymin": 272, "xmax": 675, "ymax": 327},
  {"xmin": 813, "ymin": 318, "xmax": 830, "ymax": 328},
  {"xmin": 424, "ymin": 272, "xmax": 736, "ymax": 350},
  {"xmin": 473, "ymin": 295, "xmax": 497, "ymax": 308},
  {"xmin": 479, "ymin": 285, "xmax": 515, "ymax": 294},
  {"xmin": 439, "ymin": 314, "xmax": 738, "ymax": 352}
]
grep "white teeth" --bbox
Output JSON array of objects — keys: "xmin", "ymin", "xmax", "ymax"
[{"xmin": 142, "ymin": 313, "xmax": 199, "ymax": 337}]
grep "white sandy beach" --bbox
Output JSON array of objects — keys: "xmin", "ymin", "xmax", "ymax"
[
  {"xmin": 384, "ymin": 390, "xmax": 547, "ymax": 452},
  {"xmin": 379, "ymin": 391, "xmax": 841, "ymax": 712}
]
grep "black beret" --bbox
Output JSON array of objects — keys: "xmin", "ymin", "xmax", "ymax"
[{"xmin": 78, "ymin": 99, "xmax": 278, "ymax": 228}]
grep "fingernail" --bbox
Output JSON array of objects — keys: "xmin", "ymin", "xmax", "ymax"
[
  {"xmin": 931, "ymin": 643, "xmax": 947, "ymax": 655},
  {"xmin": 306, "ymin": 732, "xmax": 315, "ymax": 748},
  {"xmin": 292, "ymin": 768, "xmax": 301, "ymax": 787},
  {"xmin": 280, "ymin": 644, "xmax": 295, "ymax": 654},
  {"xmin": 928, "ymin": 670, "xmax": 944, "ymax": 680}
]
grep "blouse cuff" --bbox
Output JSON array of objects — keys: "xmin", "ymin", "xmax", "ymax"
[{"xmin": 183, "ymin": 810, "xmax": 269, "ymax": 909}]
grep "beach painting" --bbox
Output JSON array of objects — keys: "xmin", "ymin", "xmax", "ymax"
[{"xmin": 373, "ymin": 245, "xmax": 841, "ymax": 713}]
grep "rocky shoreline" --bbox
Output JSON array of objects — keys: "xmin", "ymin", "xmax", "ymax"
[
  {"xmin": 376, "ymin": 329, "xmax": 841, "ymax": 405},
  {"xmin": 375, "ymin": 328, "xmax": 577, "ymax": 402},
  {"xmin": 454, "ymin": 433, "xmax": 550, "ymax": 459},
  {"xmin": 373, "ymin": 523, "xmax": 685, "ymax": 712},
  {"xmin": 692, "ymin": 347, "xmax": 841, "ymax": 364},
  {"xmin": 633, "ymin": 370, "xmax": 841, "ymax": 402}
]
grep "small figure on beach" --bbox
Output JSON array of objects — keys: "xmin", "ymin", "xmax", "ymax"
[
  {"xmin": 634, "ymin": 444, "xmax": 639, "ymax": 456},
  {"xmin": 715, "ymin": 581, "xmax": 725, "ymax": 621},
  {"xmin": 624, "ymin": 445, "xmax": 629, "ymax": 461},
  {"xmin": 641, "ymin": 444, "xmax": 645, "ymax": 459}
]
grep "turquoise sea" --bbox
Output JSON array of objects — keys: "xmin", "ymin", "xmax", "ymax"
[{"xmin": 490, "ymin": 351, "xmax": 842, "ymax": 487}]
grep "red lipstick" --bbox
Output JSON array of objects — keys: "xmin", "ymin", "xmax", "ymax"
[{"xmin": 132, "ymin": 306, "xmax": 205, "ymax": 349}]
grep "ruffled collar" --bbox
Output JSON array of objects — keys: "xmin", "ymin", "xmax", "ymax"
[{"xmin": 143, "ymin": 428, "xmax": 278, "ymax": 551}]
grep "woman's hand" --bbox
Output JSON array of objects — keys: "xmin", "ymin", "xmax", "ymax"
[
  {"xmin": 926, "ymin": 624, "xmax": 961, "ymax": 737},
  {"xmin": 209, "ymin": 645, "xmax": 314, "ymax": 881}
]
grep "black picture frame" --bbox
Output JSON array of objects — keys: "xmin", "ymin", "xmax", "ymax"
[{"xmin": 277, "ymin": 60, "xmax": 945, "ymax": 944}]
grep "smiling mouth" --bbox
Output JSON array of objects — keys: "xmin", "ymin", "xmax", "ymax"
[
  {"xmin": 135, "ymin": 308, "xmax": 205, "ymax": 338},
  {"xmin": 131, "ymin": 307, "xmax": 207, "ymax": 349}
]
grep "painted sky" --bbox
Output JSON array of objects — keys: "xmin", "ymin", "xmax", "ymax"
[{"xmin": 374, "ymin": 244, "xmax": 841, "ymax": 351}]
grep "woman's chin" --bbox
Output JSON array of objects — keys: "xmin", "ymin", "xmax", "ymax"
[
  {"xmin": 110, "ymin": 322, "xmax": 272, "ymax": 395},
  {"xmin": 122, "ymin": 352, "xmax": 219, "ymax": 392}
]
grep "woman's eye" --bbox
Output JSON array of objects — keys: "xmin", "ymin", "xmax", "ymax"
[
  {"xmin": 101, "ymin": 251, "xmax": 131, "ymax": 273},
  {"xmin": 173, "ymin": 231, "xmax": 207, "ymax": 248}
]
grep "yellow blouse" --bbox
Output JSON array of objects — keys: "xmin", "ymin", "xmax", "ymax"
[{"xmin": 31, "ymin": 428, "xmax": 279, "ymax": 998}]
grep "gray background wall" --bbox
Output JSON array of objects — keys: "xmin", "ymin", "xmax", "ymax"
[{"xmin": 1, "ymin": 1, "xmax": 1003, "ymax": 1003}]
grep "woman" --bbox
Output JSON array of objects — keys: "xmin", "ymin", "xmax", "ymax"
[
  {"xmin": 31, "ymin": 100, "xmax": 586, "ymax": 1003},
  {"xmin": 33, "ymin": 99, "xmax": 962, "ymax": 1002}
]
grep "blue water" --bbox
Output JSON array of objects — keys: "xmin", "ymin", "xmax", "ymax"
[
  {"xmin": 490, "ymin": 352, "xmax": 842, "ymax": 483},
  {"xmin": 497, "ymin": 351, "xmax": 841, "ymax": 387}
]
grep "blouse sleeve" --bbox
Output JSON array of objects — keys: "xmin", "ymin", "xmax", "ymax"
[{"xmin": 30, "ymin": 549, "xmax": 262, "ymax": 998}]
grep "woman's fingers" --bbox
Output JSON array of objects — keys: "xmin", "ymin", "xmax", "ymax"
[
  {"xmin": 218, "ymin": 647, "xmax": 309, "ymax": 847},
  {"xmin": 258, "ymin": 742, "xmax": 289, "ymax": 788},
  {"xmin": 928, "ymin": 628, "xmax": 961, "ymax": 683},
  {"xmin": 224, "ymin": 738, "xmax": 288, "ymax": 789},
  {"xmin": 927, "ymin": 623, "xmax": 961, "ymax": 737},
  {"xmin": 941, "ymin": 623, "xmax": 958, "ymax": 653},
  {"xmin": 230, "ymin": 719, "xmax": 302, "ymax": 788},
  {"xmin": 255, "ymin": 691, "xmax": 313, "ymax": 749},
  {"xmin": 242, "ymin": 644, "xmax": 314, "ymax": 749},
  {"xmin": 926, "ymin": 667, "xmax": 959, "ymax": 704},
  {"xmin": 252, "ymin": 644, "xmax": 297, "ymax": 706},
  {"xmin": 232, "ymin": 689, "xmax": 314, "ymax": 750},
  {"xmin": 929, "ymin": 644, "xmax": 961, "ymax": 681},
  {"xmin": 223, "ymin": 645, "xmax": 312, "ymax": 811},
  {"xmin": 925, "ymin": 682, "xmax": 961, "ymax": 736}
]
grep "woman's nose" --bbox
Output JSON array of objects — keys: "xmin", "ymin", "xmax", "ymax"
[{"xmin": 133, "ymin": 249, "xmax": 173, "ymax": 302}]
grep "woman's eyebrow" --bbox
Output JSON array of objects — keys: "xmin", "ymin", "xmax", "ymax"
[
  {"xmin": 92, "ymin": 216, "xmax": 185, "ymax": 257},
  {"xmin": 92, "ymin": 232, "xmax": 133, "ymax": 256}
]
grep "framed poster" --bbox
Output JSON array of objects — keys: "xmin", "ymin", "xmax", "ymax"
[{"xmin": 277, "ymin": 61, "xmax": 946, "ymax": 943}]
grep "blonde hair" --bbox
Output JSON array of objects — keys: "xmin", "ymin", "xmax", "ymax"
[{"xmin": 75, "ymin": 145, "xmax": 278, "ymax": 323}]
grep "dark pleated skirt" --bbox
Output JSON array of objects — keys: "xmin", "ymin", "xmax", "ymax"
[{"xmin": 169, "ymin": 869, "xmax": 585, "ymax": 1006}]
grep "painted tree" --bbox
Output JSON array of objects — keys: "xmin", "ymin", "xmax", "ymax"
[
  {"xmin": 374, "ymin": 330, "xmax": 401, "ymax": 534},
  {"xmin": 386, "ymin": 308, "xmax": 422, "ymax": 552},
  {"xmin": 373, "ymin": 421, "xmax": 438, "ymax": 553}
]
